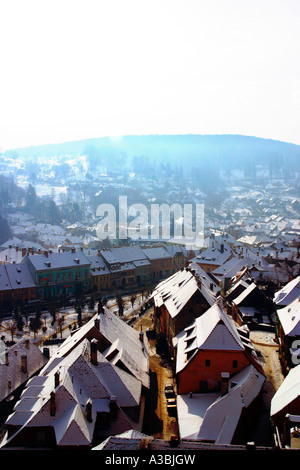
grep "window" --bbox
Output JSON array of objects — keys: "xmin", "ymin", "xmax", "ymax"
[
  {"xmin": 199, "ymin": 380, "xmax": 208, "ymax": 393},
  {"xmin": 232, "ymin": 360, "xmax": 238, "ymax": 368},
  {"xmin": 35, "ymin": 431, "xmax": 46, "ymax": 445},
  {"xmin": 205, "ymin": 359, "xmax": 210, "ymax": 367}
]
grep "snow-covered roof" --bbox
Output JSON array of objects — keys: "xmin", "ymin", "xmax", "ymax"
[
  {"xmin": 191, "ymin": 240, "xmax": 234, "ymax": 266},
  {"xmin": 87, "ymin": 254, "xmax": 111, "ymax": 275},
  {"xmin": 271, "ymin": 363, "xmax": 300, "ymax": 417},
  {"xmin": 274, "ymin": 276, "xmax": 300, "ymax": 307},
  {"xmin": 25, "ymin": 250, "xmax": 91, "ymax": 271},
  {"xmin": 4, "ymin": 263, "xmax": 35, "ymax": 289},
  {"xmin": 232, "ymin": 282, "xmax": 258, "ymax": 306},
  {"xmin": 276, "ymin": 297, "xmax": 300, "ymax": 337},
  {"xmin": 101, "ymin": 246, "xmax": 148, "ymax": 265},
  {"xmin": 0, "ymin": 265, "xmax": 12, "ymax": 291},
  {"xmin": 44, "ymin": 308, "xmax": 150, "ymax": 388},
  {"xmin": 142, "ymin": 246, "xmax": 172, "ymax": 260},
  {"xmin": 92, "ymin": 430, "xmax": 153, "ymax": 450},
  {"xmin": 177, "ymin": 365, "xmax": 265, "ymax": 444},
  {"xmin": 152, "ymin": 266, "xmax": 217, "ymax": 319},
  {"xmin": 2, "ymin": 339, "xmax": 143, "ymax": 448},
  {"xmin": 0, "ymin": 339, "xmax": 48, "ymax": 402},
  {"xmin": 212, "ymin": 255, "xmax": 256, "ymax": 279},
  {"xmin": 175, "ymin": 300, "xmax": 246, "ymax": 374},
  {"xmin": 0, "ymin": 247, "xmax": 25, "ymax": 264}
]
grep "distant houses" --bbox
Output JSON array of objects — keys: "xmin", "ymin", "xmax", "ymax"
[
  {"xmin": 0, "ymin": 244, "xmax": 193, "ymax": 312},
  {"xmin": 0, "ymin": 263, "xmax": 36, "ymax": 308},
  {"xmin": 190, "ymin": 240, "xmax": 234, "ymax": 273},
  {"xmin": 24, "ymin": 248, "xmax": 91, "ymax": 300}
]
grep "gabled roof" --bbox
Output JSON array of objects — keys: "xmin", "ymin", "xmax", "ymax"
[
  {"xmin": 42, "ymin": 307, "xmax": 150, "ymax": 388},
  {"xmin": 0, "ymin": 339, "xmax": 48, "ymax": 402},
  {"xmin": 212, "ymin": 256, "xmax": 256, "ymax": 279},
  {"xmin": 0, "ymin": 265, "xmax": 12, "ymax": 291},
  {"xmin": 276, "ymin": 297, "xmax": 300, "ymax": 337},
  {"xmin": 5, "ymin": 263, "xmax": 35, "ymax": 289},
  {"xmin": 93, "ymin": 430, "xmax": 153, "ymax": 450},
  {"xmin": 176, "ymin": 300, "xmax": 246, "ymax": 374},
  {"xmin": 274, "ymin": 276, "xmax": 300, "ymax": 307},
  {"xmin": 191, "ymin": 240, "xmax": 234, "ymax": 266},
  {"xmin": 142, "ymin": 246, "xmax": 172, "ymax": 260},
  {"xmin": 87, "ymin": 254, "xmax": 111, "ymax": 275},
  {"xmin": 271, "ymin": 363, "xmax": 300, "ymax": 417},
  {"xmin": 2, "ymin": 339, "xmax": 142, "ymax": 448},
  {"xmin": 178, "ymin": 364, "xmax": 265, "ymax": 444},
  {"xmin": 25, "ymin": 250, "xmax": 91, "ymax": 271},
  {"xmin": 101, "ymin": 246, "xmax": 147, "ymax": 265},
  {"xmin": 152, "ymin": 266, "xmax": 217, "ymax": 319},
  {"xmin": 0, "ymin": 247, "xmax": 25, "ymax": 264}
]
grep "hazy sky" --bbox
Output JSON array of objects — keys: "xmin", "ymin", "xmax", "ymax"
[{"xmin": 1, "ymin": 0, "xmax": 300, "ymax": 150}]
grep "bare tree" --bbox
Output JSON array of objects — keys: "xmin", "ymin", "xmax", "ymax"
[
  {"xmin": 57, "ymin": 315, "xmax": 65, "ymax": 339},
  {"xmin": 7, "ymin": 320, "xmax": 17, "ymax": 343},
  {"xmin": 130, "ymin": 294, "xmax": 137, "ymax": 309}
]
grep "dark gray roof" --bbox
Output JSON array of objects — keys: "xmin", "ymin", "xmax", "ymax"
[
  {"xmin": 0, "ymin": 265, "xmax": 12, "ymax": 291},
  {"xmin": 100, "ymin": 246, "xmax": 147, "ymax": 265},
  {"xmin": 5, "ymin": 263, "xmax": 35, "ymax": 289},
  {"xmin": 142, "ymin": 247, "xmax": 171, "ymax": 260},
  {"xmin": 26, "ymin": 250, "xmax": 91, "ymax": 271}
]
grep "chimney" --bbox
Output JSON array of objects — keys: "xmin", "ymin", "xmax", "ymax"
[
  {"xmin": 139, "ymin": 325, "xmax": 144, "ymax": 342},
  {"xmin": 86, "ymin": 399, "xmax": 93, "ymax": 422},
  {"xmin": 91, "ymin": 339, "xmax": 98, "ymax": 366},
  {"xmin": 71, "ymin": 247, "xmax": 76, "ymax": 253},
  {"xmin": 5, "ymin": 352, "xmax": 9, "ymax": 366},
  {"xmin": 220, "ymin": 243, "xmax": 224, "ymax": 253},
  {"xmin": 43, "ymin": 347, "xmax": 50, "ymax": 359},
  {"xmin": 50, "ymin": 391, "xmax": 56, "ymax": 416},
  {"xmin": 21, "ymin": 354, "xmax": 27, "ymax": 374},
  {"xmin": 22, "ymin": 247, "xmax": 26, "ymax": 257},
  {"xmin": 94, "ymin": 317, "xmax": 100, "ymax": 330},
  {"xmin": 110, "ymin": 396, "xmax": 118, "ymax": 419},
  {"xmin": 44, "ymin": 250, "xmax": 48, "ymax": 258},
  {"xmin": 54, "ymin": 371, "xmax": 60, "ymax": 388},
  {"xmin": 98, "ymin": 301, "xmax": 104, "ymax": 314},
  {"xmin": 25, "ymin": 338, "xmax": 30, "ymax": 349},
  {"xmin": 16, "ymin": 246, "xmax": 19, "ymax": 252},
  {"xmin": 221, "ymin": 372, "xmax": 230, "ymax": 396}
]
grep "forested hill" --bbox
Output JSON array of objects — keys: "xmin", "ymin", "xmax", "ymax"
[{"xmin": 2, "ymin": 134, "xmax": 300, "ymax": 174}]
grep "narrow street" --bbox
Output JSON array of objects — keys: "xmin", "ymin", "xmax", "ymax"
[
  {"xmin": 133, "ymin": 307, "xmax": 179, "ymax": 441},
  {"xmin": 134, "ymin": 314, "xmax": 286, "ymax": 446},
  {"xmin": 249, "ymin": 330, "xmax": 285, "ymax": 446}
]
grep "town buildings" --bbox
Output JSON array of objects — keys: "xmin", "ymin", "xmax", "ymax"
[
  {"xmin": 152, "ymin": 264, "xmax": 218, "ymax": 356},
  {"xmin": 0, "ymin": 338, "xmax": 48, "ymax": 426},
  {"xmin": 1, "ymin": 308, "xmax": 150, "ymax": 449},
  {"xmin": 0, "ymin": 244, "xmax": 193, "ymax": 312},
  {"xmin": 271, "ymin": 363, "xmax": 300, "ymax": 448}
]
